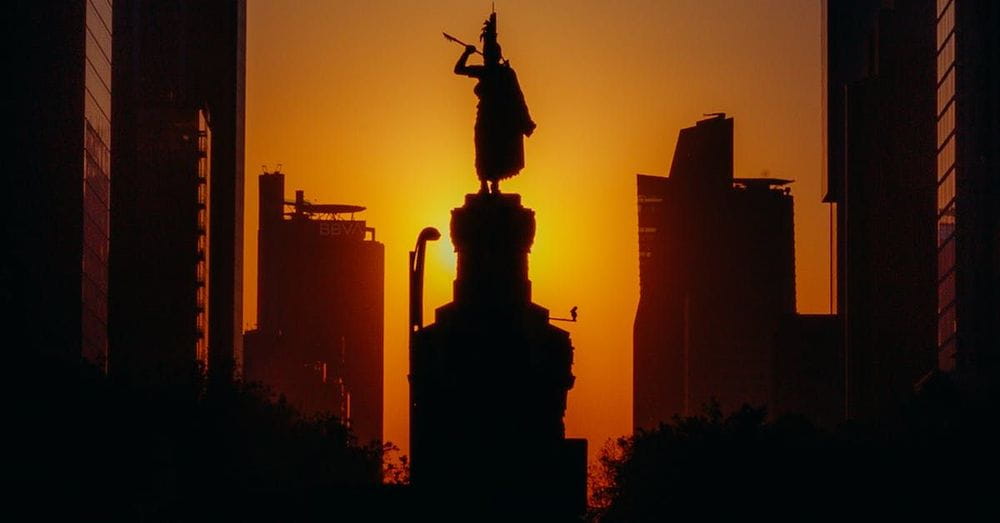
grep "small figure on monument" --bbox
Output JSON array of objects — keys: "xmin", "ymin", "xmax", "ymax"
[{"xmin": 450, "ymin": 12, "xmax": 536, "ymax": 194}]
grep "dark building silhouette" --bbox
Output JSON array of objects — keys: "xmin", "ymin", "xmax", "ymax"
[
  {"xmin": 633, "ymin": 114, "xmax": 796, "ymax": 429},
  {"xmin": 934, "ymin": 0, "xmax": 999, "ymax": 385},
  {"xmin": 773, "ymin": 314, "xmax": 844, "ymax": 427},
  {"xmin": 9, "ymin": 2, "xmax": 114, "ymax": 368},
  {"xmin": 823, "ymin": 0, "xmax": 882, "ymax": 206},
  {"xmin": 244, "ymin": 171, "xmax": 384, "ymax": 445},
  {"xmin": 824, "ymin": 0, "xmax": 941, "ymax": 418},
  {"xmin": 109, "ymin": 0, "xmax": 246, "ymax": 384},
  {"xmin": 410, "ymin": 193, "xmax": 587, "ymax": 517}
]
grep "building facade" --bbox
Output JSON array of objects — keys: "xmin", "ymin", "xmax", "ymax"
[
  {"xmin": 245, "ymin": 172, "xmax": 385, "ymax": 445},
  {"xmin": 935, "ymin": 0, "xmax": 1000, "ymax": 380},
  {"xmin": 109, "ymin": 0, "xmax": 245, "ymax": 384},
  {"xmin": 10, "ymin": 1, "xmax": 113, "ymax": 368},
  {"xmin": 772, "ymin": 314, "xmax": 844, "ymax": 427},
  {"xmin": 824, "ymin": 0, "xmax": 939, "ymax": 419},
  {"xmin": 634, "ymin": 114, "xmax": 797, "ymax": 429}
]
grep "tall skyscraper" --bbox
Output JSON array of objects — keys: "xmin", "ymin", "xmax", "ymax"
[
  {"xmin": 934, "ymin": 0, "xmax": 999, "ymax": 380},
  {"xmin": 200, "ymin": 1, "xmax": 247, "ymax": 381},
  {"xmin": 772, "ymin": 314, "xmax": 844, "ymax": 427},
  {"xmin": 10, "ymin": 1, "xmax": 114, "ymax": 368},
  {"xmin": 824, "ymin": 0, "xmax": 938, "ymax": 419},
  {"xmin": 633, "ymin": 114, "xmax": 796, "ymax": 429},
  {"xmin": 244, "ymin": 171, "xmax": 385, "ymax": 445},
  {"xmin": 109, "ymin": 0, "xmax": 245, "ymax": 384}
]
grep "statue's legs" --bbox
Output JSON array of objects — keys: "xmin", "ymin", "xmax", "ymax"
[
  {"xmin": 479, "ymin": 179, "xmax": 488, "ymax": 194},
  {"xmin": 490, "ymin": 180, "xmax": 500, "ymax": 194}
]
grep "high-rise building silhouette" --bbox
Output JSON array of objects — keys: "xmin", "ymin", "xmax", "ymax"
[
  {"xmin": 824, "ymin": 0, "xmax": 941, "ymax": 418},
  {"xmin": 633, "ymin": 114, "xmax": 797, "ymax": 429},
  {"xmin": 10, "ymin": 2, "xmax": 114, "ymax": 368},
  {"xmin": 109, "ymin": 0, "xmax": 246, "ymax": 384},
  {"xmin": 244, "ymin": 171, "xmax": 385, "ymax": 445},
  {"xmin": 934, "ymin": 0, "xmax": 999, "ymax": 381},
  {"xmin": 410, "ymin": 193, "xmax": 587, "ymax": 518},
  {"xmin": 772, "ymin": 314, "xmax": 844, "ymax": 427}
]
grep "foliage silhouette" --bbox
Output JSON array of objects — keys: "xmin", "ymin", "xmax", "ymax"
[
  {"xmin": 592, "ymin": 379, "xmax": 999, "ymax": 521},
  {"xmin": 22, "ymin": 350, "xmax": 384, "ymax": 520}
]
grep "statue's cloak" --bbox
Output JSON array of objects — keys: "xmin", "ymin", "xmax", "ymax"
[{"xmin": 474, "ymin": 64, "xmax": 535, "ymax": 181}]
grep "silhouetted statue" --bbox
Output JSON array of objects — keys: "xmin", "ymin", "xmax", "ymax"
[
  {"xmin": 454, "ymin": 12, "xmax": 535, "ymax": 194},
  {"xmin": 416, "ymin": 13, "xmax": 584, "ymax": 518}
]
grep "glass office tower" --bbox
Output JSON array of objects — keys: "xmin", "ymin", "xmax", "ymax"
[
  {"xmin": 82, "ymin": 0, "xmax": 114, "ymax": 367},
  {"xmin": 935, "ymin": 0, "xmax": 999, "ymax": 375}
]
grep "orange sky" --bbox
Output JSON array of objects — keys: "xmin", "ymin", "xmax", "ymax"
[{"xmin": 245, "ymin": 0, "xmax": 827, "ymax": 460}]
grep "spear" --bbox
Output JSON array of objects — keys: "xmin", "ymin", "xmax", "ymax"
[{"xmin": 442, "ymin": 32, "xmax": 483, "ymax": 55}]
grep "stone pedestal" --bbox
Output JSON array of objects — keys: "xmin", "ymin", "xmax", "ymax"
[{"xmin": 410, "ymin": 193, "xmax": 586, "ymax": 518}]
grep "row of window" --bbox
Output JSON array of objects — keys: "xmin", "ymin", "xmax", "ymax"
[
  {"xmin": 82, "ymin": 212, "xmax": 108, "ymax": 268},
  {"xmin": 937, "ymin": 68, "xmax": 954, "ymax": 117},
  {"xmin": 85, "ymin": 28, "xmax": 111, "ymax": 91},
  {"xmin": 85, "ymin": 121, "xmax": 111, "ymax": 176},
  {"xmin": 82, "ymin": 13, "xmax": 111, "ymax": 370},
  {"xmin": 82, "ymin": 296, "xmax": 108, "ymax": 369},
  {"xmin": 86, "ymin": 0, "xmax": 113, "ymax": 49},
  {"xmin": 938, "ymin": 135, "xmax": 955, "ymax": 179},
  {"xmin": 937, "ymin": 34, "xmax": 954, "ymax": 83},
  {"xmin": 638, "ymin": 202, "xmax": 664, "ymax": 217},
  {"xmin": 938, "ymin": 235, "xmax": 956, "ymax": 280},
  {"xmin": 84, "ymin": 168, "xmax": 110, "ymax": 233},
  {"xmin": 84, "ymin": 61, "xmax": 111, "ymax": 123},
  {"xmin": 937, "ymin": 169, "xmax": 955, "ymax": 218},
  {"xmin": 194, "ymin": 109, "xmax": 210, "ymax": 371},
  {"xmin": 935, "ymin": 0, "xmax": 958, "ymax": 369},
  {"xmin": 938, "ymin": 337, "xmax": 956, "ymax": 372},
  {"xmin": 937, "ymin": 99, "xmax": 955, "ymax": 148},
  {"xmin": 937, "ymin": 216, "xmax": 955, "ymax": 247},
  {"xmin": 936, "ymin": 0, "xmax": 953, "ymax": 19},
  {"xmin": 938, "ymin": 301, "xmax": 956, "ymax": 346},
  {"xmin": 939, "ymin": 270, "xmax": 956, "ymax": 312},
  {"xmin": 195, "ymin": 309, "xmax": 209, "ymax": 370},
  {"xmin": 82, "ymin": 265, "xmax": 109, "ymax": 368},
  {"xmin": 936, "ymin": 0, "xmax": 954, "ymax": 49},
  {"xmin": 82, "ymin": 270, "xmax": 108, "ymax": 320},
  {"xmin": 83, "ymin": 118, "xmax": 110, "ymax": 325},
  {"xmin": 82, "ymin": 240, "xmax": 108, "ymax": 294}
]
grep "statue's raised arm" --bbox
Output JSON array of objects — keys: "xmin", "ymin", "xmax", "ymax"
[{"xmin": 454, "ymin": 44, "xmax": 482, "ymax": 77}]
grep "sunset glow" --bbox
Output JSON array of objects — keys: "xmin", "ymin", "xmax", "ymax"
[{"xmin": 244, "ymin": 0, "xmax": 827, "ymax": 458}]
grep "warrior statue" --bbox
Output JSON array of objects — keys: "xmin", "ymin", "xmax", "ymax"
[{"xmin": 453, "ymin": 12, "xmax": 536, "ymax": 194}]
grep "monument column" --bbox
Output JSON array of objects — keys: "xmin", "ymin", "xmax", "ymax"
[
  {"xmin": 409, "ymin": 11, "xmax": 586, "ymax": 518},
  {"xmin": 410, "ymin": 193, "xmax": 585, "ymax": 518}
]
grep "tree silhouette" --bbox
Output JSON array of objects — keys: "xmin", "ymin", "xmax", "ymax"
[
  {"xmin": 21, "ymin": 349, "xmax": 382, "ymax": 519},
  {"xmin": 591, "ymin": 378, "xmax": 999, "ymax": 521}
]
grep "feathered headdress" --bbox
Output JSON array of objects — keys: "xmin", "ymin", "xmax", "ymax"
[
  {"xmin": 480, "ymin": 13, "xmax": 497, "ymax": 43},
  {"xmin": 480, "ymin": 12, "xmax": 501, "ymax": 61}
]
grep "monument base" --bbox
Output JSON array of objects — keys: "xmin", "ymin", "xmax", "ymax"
[{"xmin": 410, "ymin": 192, "xmax": 586, "ymax": 518}]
